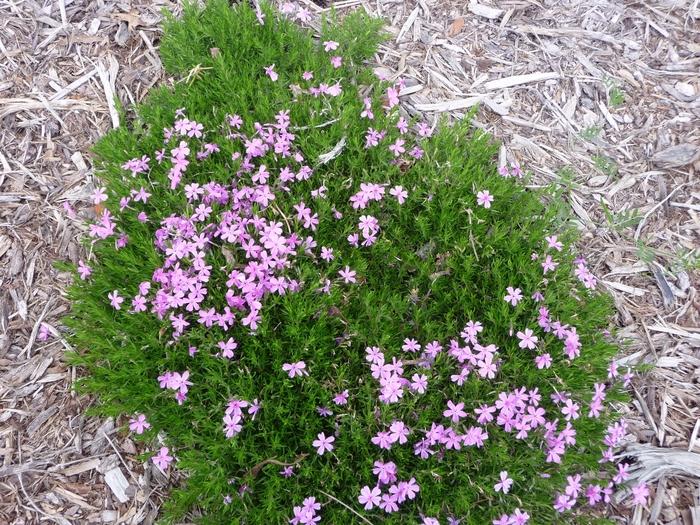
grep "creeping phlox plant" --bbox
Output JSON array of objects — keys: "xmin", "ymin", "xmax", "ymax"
[{"xmin": 64, "ymin": 1, "xmax": 642, "ymax": 524}]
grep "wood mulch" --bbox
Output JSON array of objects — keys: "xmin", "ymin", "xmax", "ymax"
[{"xmin": 0, "ymin": 0, "xmax": 698, "ymax": 523}]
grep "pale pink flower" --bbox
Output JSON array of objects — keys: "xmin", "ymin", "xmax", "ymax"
[
  {"xmin": 477, "ymin": 190, "xmax": 494, "ymax": 208},
  {"xmin": 494, "ymin": 471, "xmax": 513, "ymax": 494}
]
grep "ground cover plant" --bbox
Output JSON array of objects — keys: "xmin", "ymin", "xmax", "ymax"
[{"xmin": 63, "ymin": 1, "xmax": 643, "ymax": 523}]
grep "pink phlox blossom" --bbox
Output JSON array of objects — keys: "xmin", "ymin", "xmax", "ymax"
[
  {"xmin": 283, "ymin": 361, "xmax": 308, "ymax": 378},
  {"xmin": 312, "ymin": 432, "xmax": 335, "ymax": 455},
  {"xmin": 494, "ymin": 471, "xmax": 513, "ymax": 494},
  {"xmin": 152, "ymin": 447, "xmax": 173, "ymax": 470},
  {"xmin": 358, "ymin": 485, "xmax": 381, "ymax": 510},
  {"xmin": 504, "ymin": 286, "xmax": 523, "ymax": 306},
  {"xmin": 517, "ymin": 328, "xmax": 538, "ymax": 350},
  {"xmin": 129, "ymin": 414, "xmax": 151, "ymax": 434},
  {"xmin": 476, "ymin": 190, "xmax": 494, "ymax": 208}
]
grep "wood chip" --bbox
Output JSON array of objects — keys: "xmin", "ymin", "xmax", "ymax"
[{"xmin": 482, "ymin": 72, "xmax": 559, "ymax": 91}]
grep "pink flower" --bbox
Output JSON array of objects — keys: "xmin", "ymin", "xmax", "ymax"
[
  {"xmin": 358, "ymin": 485, "xmax": 381, "ymax": 510},
  {"xmin": 339, "ymin": 266, "xmax": 357, "ymax": 284},
  {"xmin": 542, "ymin": 255, "xmax": 559, "ymax": 274},
  {"xmin": 302, "ymin": 71, "xmax": 314, "ymax": 81},
  {"xmin": 631, "ymin": 483, "xmax": 649, "ymax": 506},
  {"xmin": 323, "ymin": 40, "xmax": 339, "ymax": 51},
  {"xmin": 517, "ymin": 328, "xmax": 539, "ymax": 349},
  {"xmin": 264, "ymin": 64, "xmax": 278, "ymax": 81},
  {"xmin": 151, "ymin": 447, "xmax": 173, "ymax": 470},
  {"xmin": 561, "ymin": 399, "xmax": 580, "ymax": 421},
  {"xmin": 535, "ymin": 353, "xmax": 552, "ymax": 369},
  {"xmin": 312, "ymin": 432, "xmax": 335, "ymax": 455},
  {"xmin": 504, "ymin": 286, "xmax": 523, "ymax": 306},
  {"xmin": 217, "ymin": 337, "xmax": 238, "ymax": 359},
  {"xmin": 476, "ymin": 190, "xmax": 494, "ymax": 208},
  {"xmin": 333, "ymin": 390, "xmax": 349, "ymax": 406},
  {"xmin": 416, "ymin": 122, "xmax": 433, "ymax": 137},
  {"xmin": 330, "ymin": 56, "xmax": 342, "ymax": 68},
  {"xmin": 282, "ymin": 361, "xmax": 307, "ymax": 378},
  {"xmin": 410, "ymin": 373, "xmax": 428, "ymax": 393},
  {"xmin": 494, "ymin": 471, "xmax": 513, "ymax": 494},
  {"xmin": 129, "ymin": 414, "xmax": 151, "ymax": 434},
  {"xmin": 379, "ymin": 493, "xmax": 399, "ymax": 513},
  {"xmin": 388, "ymin": 138, "xmax": 405, "ymax": 157},
  {"xmin": 546, "ymin": 235, "xmax": 563, "ymax": 251},
  {"xmin": 108, "ymin": 290, "xmax": 124, "ymax": 310},
  {"xmin": 77, "ymin": 260, "xmax": 92, "ymax": 280},
  {"xmin": 389, "ymin": 185, "xmax": 408, "ymax": 204},
  {"xmin": 443, "ymin": 400, "xmax": 467, "ymax": 423},
  {"xmin": 92, "ymin": 187, "xmax": 108, "ymax": 205},
  {"xmin": 553, "ymin": 494, "xmax": 575, "ymax": 513}
]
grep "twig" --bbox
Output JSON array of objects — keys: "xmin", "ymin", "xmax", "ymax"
[
  {"xmin": 318, "ymin": 489, "xmax": 375, "ymax": 525},
  {"xmin": 245, "ymin": 453, "xmax": 308, "ymax": 478},
  {"xmin": 634, "ymin": 183, "xmax": 688, "ymax": 241},
  {"xmin": 17, "ymin": 473, "xmax": 72, "ymax": 525}
]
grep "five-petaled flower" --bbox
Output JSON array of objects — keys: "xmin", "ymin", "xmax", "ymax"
[
  {"xmin": 152, "ymin": 446, "xmax": 173, "ymax": 470},
  {"xmin": 477, "ymin": 190, "xmax": 494, "ymax": 208},
  {"xmin": 282, "ymin": 361, "xmax": 307, "ymax": 378},
  {"xmin": 312, "ymin": 432, "xmax": 335, "ymax": 455},
  {"xmin": 129, "ymin": 414, "xmax": 150, "ymax": 434},
  {"xmin": 494, "ymin": 471, "xmax": 513, "ymax": 494}
]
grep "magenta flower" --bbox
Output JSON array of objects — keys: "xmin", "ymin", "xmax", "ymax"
[
  {"xmin": 358, "ymin": 485, "xmax": 381, "ymax": 510},
  {"xmin": 517, "ymin": 328, "xmax": 538, "ymax": 349},
  {"xmin": 339, "ymin": 266, "xmax": 357, "ymax": 284},
  {"xmin": 312, "ymin": 432, "xmax": 335, "ymax": 455},
  {"xmin": 77, "ymin": 260, "xmax": 92, "ymax": 280},
  {"xmin": 631, "ymin": 482, "xmax": 649, "ymax": 506},
  {"xmin": 129, "ymin": 414, "xmax": 151, "ymax": 434},
  {"xmin": 476, "ymin": 190, "xmax": 494, "ymax": 208},
  {"xmin": 561, "ymin": 399, "xmax": 580, "ymax": 421},
  {"xmin": 92, "ymin": 186, "xmax": 108, "ymax": 205},
  {"xmin": 378, "ymin": 493, "xmax": 399, "ymax": 513},
  {"xmin": 494, "ymin": 471, "xmax": 513, "ymax": 494},
  {"xmin": 542, "ymin": 255, "xmax": 559, "ymax": 274},
  {"xmin": 151, "ymin": 446, "xmax": 173, "ymax": 470},
  {"xmin": 264, "ymin": 64, "xmax": 278, "ymax": 81},
  {"xmin": 108, "ymin": 290, "xmax": 124, "ymax": 310},
  {"xmin": 282, "ymin": 361, "xmax": 307, "ymax": 378},
  {"xmin": 546, "ymin": 235, "xmax": 563, "ymax": 251},
  {"xmin": 504, "ymin": 286, "xmax": 523, "ymax": 306},
  {"xmin": 389, "ymin": 185, "xmax": 408, "ymax": 204},
  {"xmin": 332, "ymin": 390, "xmax": 349, "ymax": 406},
  {"xmin": 388, "ymin": 138, "xmax": 405, "ymax": 157},
  {"xmin": 443, "ymin": 400, "xmax": 467, "ymax": 423},
  {"xmin": 323, "ymin": 40, "xmax": 339, "ymax": 51},
  {"xmin": 217, "ymin": 337, "xmax": 238, "ymax": 359},
  {"xmin": 553, "ymin": 494, "xmax": 575, "ymax": 512},
  {"xmin": 330, "ymin": 56, "xmax": 342, "ymax": 68},
  {"xmin": 280, "ymin": 465, "xmax": 294, "ymax": 478},
  {"xmin": 510, "ymin": 508, "xmax": 530, "ymax": 524},
  {"xmin": 410, "ymin": 373, "xmax": 428, "ymax": 393},
  {"xmin": 535, "ymin": 353, "xmax": 552, "ymax": 369}
]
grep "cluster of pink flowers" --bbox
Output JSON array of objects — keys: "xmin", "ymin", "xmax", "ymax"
[
  {"xmin": 223, "ymin": 397, "xmax": 260, "ymax": 438},
  {"xmin": 76, "ymin": 16, "xmax": 643, "ymax": 518},
  {"xmin": 358, "ymin": 462, "xmax": 419, "ymax": 513},
  {"xmin": 157, "ymin": 370, "xmax": 193, "ymax": 404},
  {"xmin": 290, "ymin": 496, "xmax": 322, "ymax": 524}
]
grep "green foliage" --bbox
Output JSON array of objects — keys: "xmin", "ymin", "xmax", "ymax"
[
  {"xmin": 592, "ymin": 155, "xmax": 618, "ymax": 178},
  {"xmin": 579, "ymin": 126, "xmax": 601, "ymax": 142},
  {"xmin": 603, "ymin": 77, "xmax": 625, "ymax": 108},
  {"xmin": 64, "ymin": 2, "xmax": 624, "ymax": 524}
]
